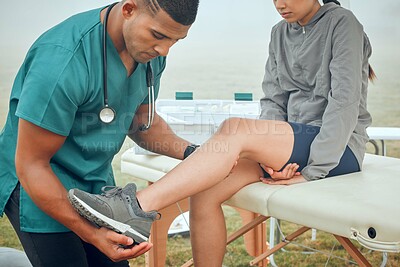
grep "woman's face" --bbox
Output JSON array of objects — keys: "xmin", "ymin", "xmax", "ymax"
[{"xmin": 273, "ymin": 0, "xmax": 321, "ymax": 25}]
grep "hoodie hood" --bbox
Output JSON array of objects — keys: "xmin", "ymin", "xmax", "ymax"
[{"xmin": 291, "ymin": 2, "xmax": 341, "ymax": 31}]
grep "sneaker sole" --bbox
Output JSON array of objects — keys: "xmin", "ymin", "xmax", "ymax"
[{"xmin": 68, "ymin": 191, "xmax": 148, "ymax": 243}]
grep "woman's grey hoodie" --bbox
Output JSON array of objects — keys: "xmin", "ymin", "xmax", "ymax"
[{"xmin": 260, "ymin": 3, "xmax": 372, "ymax": 180}]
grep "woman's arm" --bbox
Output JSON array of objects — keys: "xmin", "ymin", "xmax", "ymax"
[
  {"xmin": 302, "ymin": 13, "xmax": 366, "ymax": 181},
  {"xmin": 260, "ymin": 29, "xmax": 290, "ymax": 121}
]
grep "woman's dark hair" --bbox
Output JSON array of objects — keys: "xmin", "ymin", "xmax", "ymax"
[
  {"xmin": 323, "ymin": 0, "xmax": 341, "ymax": 5},
  {"xmin": 369, "ymin": 65, "xmax": 376, "ymax": 82}
]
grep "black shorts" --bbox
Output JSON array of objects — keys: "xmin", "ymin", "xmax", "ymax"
[{"xmin": 263, "ymin": 122, "xmax": 360, "ymax": 178}]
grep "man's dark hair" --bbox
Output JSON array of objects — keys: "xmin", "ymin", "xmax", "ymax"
[
  {"xmin": 145, "ymin": 0, "xmax": 199, "ymax": 25},
  {"xmin": 323, "ymin": 0, "xmax": 340, "ymax": 5}
]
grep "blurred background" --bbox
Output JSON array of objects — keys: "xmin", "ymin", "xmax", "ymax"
[
  {"xmin": 1, "ymin": 0, "xmax": 399, "ymax": 121},
  {"xmin": 0, "ymin": 1, "xmax": 399, "ymax": 266}
]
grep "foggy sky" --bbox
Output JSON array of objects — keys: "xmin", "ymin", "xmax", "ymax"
[
  {"xmin": 1, "ymin": 0, "xmax": 399, "ymax": 53},
  {"xmin": 0, "ymin": 0, "xmax": 399, "ymax": 99}
]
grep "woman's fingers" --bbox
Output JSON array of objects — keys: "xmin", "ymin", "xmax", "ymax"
[
  {"xmin": 285, "ymin": 163, "xmax": 299, "ymax": 178},
  {"xmin": 260, "ymin": 164, "xmax": 274, "ymax": 176},
  {"xmin": 260, "ymin": 175, "xmax": 307, "ymax": 185},
  {"xmin": 229, "ymin": 156, "xmax": 240, "ymax": 175},
  {"xmin": 261, "ymin": 163, "xmax": 299, "ymax": 180}
]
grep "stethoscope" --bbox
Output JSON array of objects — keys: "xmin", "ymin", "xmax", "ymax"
[{"xmin": 99, "ymin": 2, "xmax": 155, "ymax": 132}]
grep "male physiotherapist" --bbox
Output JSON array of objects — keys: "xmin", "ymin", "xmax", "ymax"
[{"xmin": 0, "ymin": 0, "xmax": 199, "ymax": 266}]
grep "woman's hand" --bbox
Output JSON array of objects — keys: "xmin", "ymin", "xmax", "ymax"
[
  {"xmin": 229, "ymin": 155, "xmax": 240, "ymax": 174},
  {"xmin": 260, "ymin": 174, "xmax": 307, "ymax": 185},
  {"xmin": 259, "ymin": 163, "xmax": 307, "ymax": 185},
  {"xmin": 260, "ymin": 163, "xmax": 300, "ymax": 179}
]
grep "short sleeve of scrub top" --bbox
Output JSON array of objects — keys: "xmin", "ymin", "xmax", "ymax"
[{"xmin": 16, "ymin": 45, "xmax": 86, "ymax": 136}]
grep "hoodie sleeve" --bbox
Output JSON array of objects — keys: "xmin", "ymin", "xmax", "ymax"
[
  {"xmin": 302, "ymin": 11, "xmax": 365, "ymax": 181},
  {"xmin": 259, "ymin": 29, "xmax": 289, "ymax": 121}
]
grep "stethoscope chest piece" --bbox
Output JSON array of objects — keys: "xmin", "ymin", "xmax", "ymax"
[
  {"xmin": 99, "ymin": 105, "xmax": 116, "ymax": 124},
  {"xmin": 99, "ymin": 2, "xmax": 154, "ymax": 129}
]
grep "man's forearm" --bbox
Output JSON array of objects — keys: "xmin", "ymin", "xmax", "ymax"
[
  {"xmin": 129, "ymin": 114, "xmax": 191, "ymax": 160},
  {"xmin": 17, "ymin": 164, "xmax": 97, "ymax": 243}
]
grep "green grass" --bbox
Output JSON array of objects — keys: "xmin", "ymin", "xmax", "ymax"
[
  {"xmin": 2, "ymin": 204, "xmax": 400, "ymax": 266},
  {"xmin": 0, "ymin": 217, "xmax": 22, "ymax": 250}
]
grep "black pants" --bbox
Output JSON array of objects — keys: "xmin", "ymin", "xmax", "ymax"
[{"xmin": 4, "ymin": 183, "xmax": 129, "ymax": 267}]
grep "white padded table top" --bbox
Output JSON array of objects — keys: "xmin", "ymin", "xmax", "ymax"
[
  {"xmin": 268, "ymin": 154, "xmax": 400, "ymax": 252},
  {"xmin": 367, "ymin": 127, "xmax": 400, "ymax": 140},
  {"xmin": 121, "ymin": 149, "xmax": 180, "ymax": 181},
  {"xmin": 121, "ymin": 149, "xmax": 400, "ymax": 252}
]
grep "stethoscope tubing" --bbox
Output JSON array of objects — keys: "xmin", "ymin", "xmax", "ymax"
[
  {"xmin": 100, "ymin": 2, "xmax": 155, "ymax": 130},
  {"xmin": 140, "ymin": 62, "xmax": 155, "ymax": 131},
  {"xmin": 100, "ymin": 2, "xmax": 118, "ymax": 124}
]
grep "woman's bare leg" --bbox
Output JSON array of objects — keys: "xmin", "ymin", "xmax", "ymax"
[
  {"xmin": 190, "ymin": 158, "xmax": 263, "ymax": 267},
  {"xmin": 137, "ymin": 118, "xmax": 294, "ymax": 212}
]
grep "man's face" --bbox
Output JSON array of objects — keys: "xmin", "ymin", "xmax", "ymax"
[{"xmin": 122, "ymin": 7, "xmax": 191, "ymax": 64}]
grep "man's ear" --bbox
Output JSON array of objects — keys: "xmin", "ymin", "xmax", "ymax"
[{"xmin": 121, "ymin": 0, "xmax": 139, "ymax": 19}]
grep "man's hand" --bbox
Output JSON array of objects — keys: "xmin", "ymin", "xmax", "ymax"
[
  {"xmin": 259, "ymin": 163, "xmax": 307, "ymax": 185},
  {"xmin": 91, "ymin": 227, "xmax": 152, "ymax": 262}
]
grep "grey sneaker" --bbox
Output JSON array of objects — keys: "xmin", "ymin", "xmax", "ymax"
[{"xmin": 68, "ymin": 183, "xmax": 159, "ymax": 244}]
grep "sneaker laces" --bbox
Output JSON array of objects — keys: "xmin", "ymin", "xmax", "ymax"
[
  {"xmin": 101, "ymin": 186, "xmax": 123, "ymax": 198},
  {"xmin": 100, "ymin": 185, "xmax": 162, "ymax": 220}
]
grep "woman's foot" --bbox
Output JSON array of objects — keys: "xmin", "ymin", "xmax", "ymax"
[{"xmin": 68, "ymin": 183, "xmax": 159, "ymax": 244}]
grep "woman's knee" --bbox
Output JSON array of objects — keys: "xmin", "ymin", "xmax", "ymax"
[
  {"xmin": 216, "ymin": 117, "xmax": 254, "ymax": 139},
  {"xmin": 217, "ymin": 118, "xmax": 286, "ymax": 139}
]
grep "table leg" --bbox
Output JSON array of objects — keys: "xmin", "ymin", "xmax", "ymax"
[{"xmin": 146, "ymin": 199, "xmax": 190, "ymax": 267}]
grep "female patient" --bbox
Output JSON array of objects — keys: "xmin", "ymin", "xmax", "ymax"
[{"xmin": 69, "ymin": 0, "xmax": 375, "ymax": 265}]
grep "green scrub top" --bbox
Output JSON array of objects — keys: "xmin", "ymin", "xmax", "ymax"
[{"xmin": 0, "ymin": 6, "xmax": 166, "ymax": 232}]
